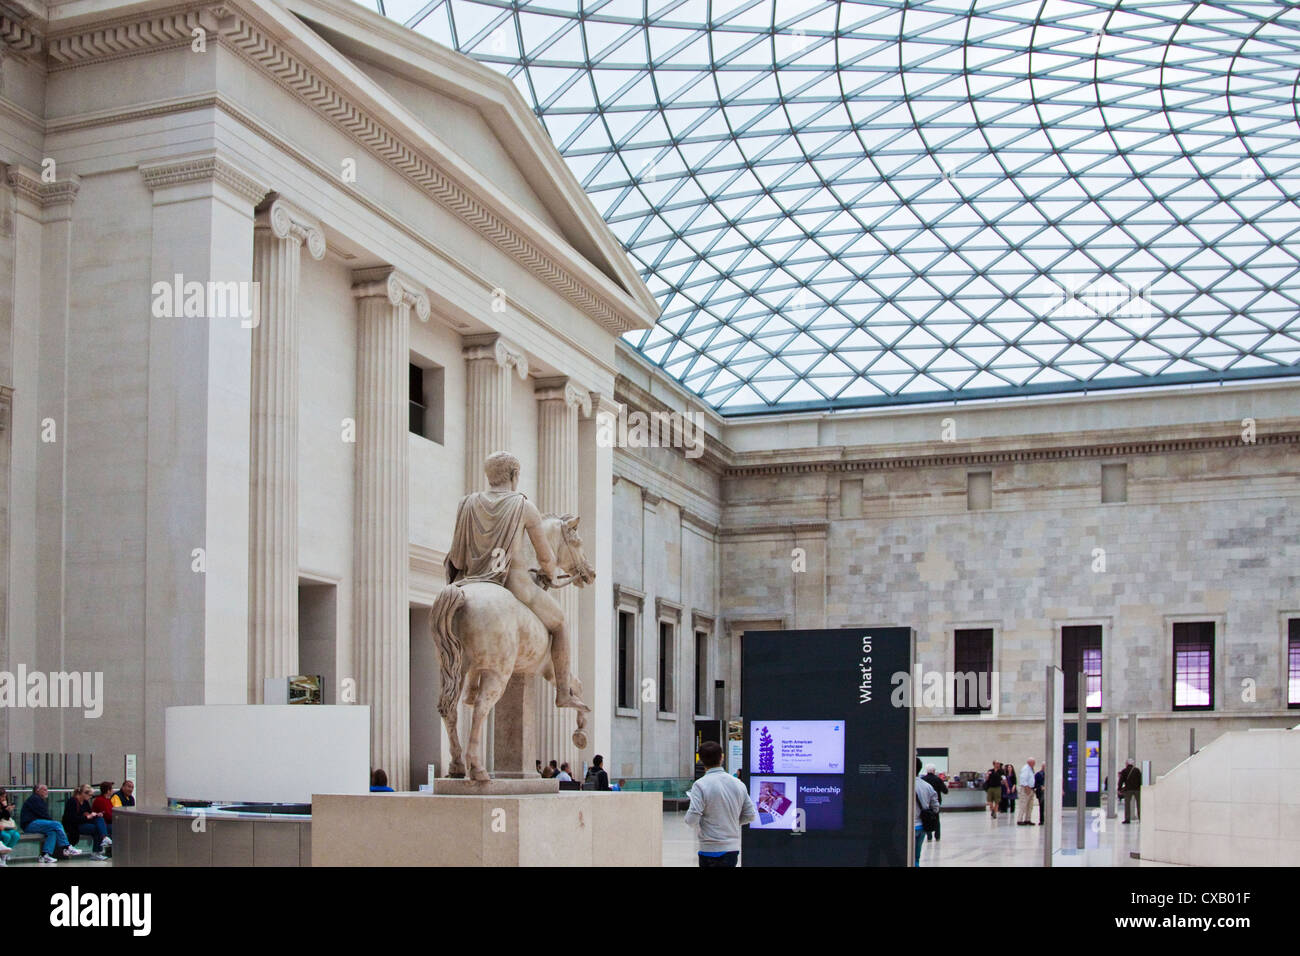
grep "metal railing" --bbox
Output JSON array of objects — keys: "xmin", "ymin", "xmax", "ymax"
[{"xmin": 3, "ymin": 752, "xmax": 97, "ymax": 789}]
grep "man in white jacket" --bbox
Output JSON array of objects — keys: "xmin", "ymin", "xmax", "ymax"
[{"xmin": 685, "ymin": 741, "xmax": 758, "ymax": 867}]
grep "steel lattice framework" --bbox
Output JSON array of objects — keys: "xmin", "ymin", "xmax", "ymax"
[{"xmin": 368, "ymin": 0, "xmax": 1300, "ymax": 413}]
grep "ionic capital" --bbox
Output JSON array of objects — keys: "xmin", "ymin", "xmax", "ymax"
[
  {"xmin": 256, "ymin": 197, "xmax": 326, "ymax": 261},
  {"xmin": 352, "ymin": 266, "xmax": 431, "ymax": 321},
  {"xmin": 534, "ymin": 376, "xmax": 593, "ymax": 417},
  {"xmin": 588, "ymin": 391, "xmax": 623, "ymax": 421},
  {"xmin": 462, "ymin": 333, "xmax": 529, "ymax": 380}
]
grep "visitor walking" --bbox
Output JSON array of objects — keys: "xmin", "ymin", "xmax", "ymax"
[
  {"xmin": 921, "ymin": 765, "xmax": 947, "ymax": 841},
  {"xmin": 914, "ymin": 759, "xmax": 940, "ymax": 865},
  {"xmin": 1119, "ymin": 758, "xmax": 1142, "ymax": 823},
  {"xmin": 1034, "ymin": 763, "xmax": 1046, "ymax": 825},
  {"xmin": 684, "ymin": 741, "xmax": 757, "ymax": 867},
  {"xmin": 985, "ymin": 762, "xmax": 1005, "ymax": 818}
]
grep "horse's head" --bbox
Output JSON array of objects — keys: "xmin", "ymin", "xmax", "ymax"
[{"xmin": 549, "ymin": 514, "xmax": 595, "ymax": 588}]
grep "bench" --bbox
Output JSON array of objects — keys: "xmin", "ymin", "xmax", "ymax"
[{"xmin": 7, "ymin": 830, "xmax": 96, "ymax": 862}]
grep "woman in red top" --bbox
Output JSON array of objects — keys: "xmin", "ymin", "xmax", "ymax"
[{"xmin": 91, "ymin": 781, "xmax": 116, "ymax": 831}]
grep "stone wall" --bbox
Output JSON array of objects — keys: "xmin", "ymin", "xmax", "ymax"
[{"xmin": 612, "ymin": 347, "xmax": 1300, "ymax": 781}]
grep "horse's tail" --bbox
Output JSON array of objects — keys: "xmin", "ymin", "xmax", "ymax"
[{"xmin": 431, "ymin": 584, "xmax": 466, "ymax": 717}]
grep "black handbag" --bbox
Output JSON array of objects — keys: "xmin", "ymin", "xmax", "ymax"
[{"xmin": 915, "ymin": 793, "xmax": 939, "ymax": 833}]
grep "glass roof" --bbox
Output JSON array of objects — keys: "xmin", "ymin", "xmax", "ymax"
[{"xmin": 368, "ymin": 0, "xmax": 1300, "ymax": 413}]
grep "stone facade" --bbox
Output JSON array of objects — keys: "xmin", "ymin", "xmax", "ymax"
[
  {"xmin": 0, "ymin": 0, "xmax": 657, "ymax": 795},
  {"xmin": 611, "ymin": 346, "xmax": 1300, "ymax": 783}
]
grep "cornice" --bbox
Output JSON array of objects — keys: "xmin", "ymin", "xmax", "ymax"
[
  {"xmin": 352, "ymin": 265, "xmax": 431, "ymax": 322},
  {"xmin": 613, "ymin": 583, "xmax": 644, "ymax": 610},
  {"xmin": 681, "ymin": 508, "xmax": 720, "ymax": 538},
  {"xmin": 0, "ymin": 13, "xmax": 42, "ymax": 56},
  {"xmin": 409, "ymin": 543, "xmax": 447, "ymax": 575},
  {"xmin": 717, "ymin": 521, "xmax": 830, "ymax": 540},
  {"xmin": 613, "ymin": 373, "xmax": 733, "ymax": 475},
  {"xmin": 690, "ymin": 609, "xmax": 715, "ymax": 632},
  {"xmin": 138, "ymin": 153, "xmax": 268, "ymax": 206},
  {"xmin": 655, "ymin": 597, "xmax": 682, "ymax": 622},
  {"xmin": 279, "ymin": 0, "xmax": 660, "ymax": 319},
  {"xmin": 256, "ymin": 196, "xmax": 326, "ymax": 260},
  {"xmin": 723, "ymin": 429, "xmax": 1300, "ymax": 478},
  {"xmin": 462, "ymin": 332, "xmax": 529, "ymax": 379},
  {"xmin": 5, "ymin": 165, "xmax": 79, "ymax": 206},
  {"xmin": 39, "ymin": 2, "xmax": 652, "ymax": 335}
]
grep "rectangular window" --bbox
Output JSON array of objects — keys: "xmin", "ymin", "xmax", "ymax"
[
  {"xmin": 967, "ymin": 472, "xmax": 992, "ymax": 511},
  {"xmin": 1173, "ymin": 622, "xmax": 1215, "ymax": 710},
  {"xmin": 694, "ymin": 630, "xmax": 708, "ymax": 716},
  {"xmin": 408, "ymin": 359, "xmax": 445, "ymax": 444},
  {"xmin": 953, "ymin": 628, "xmax": 993, "ymax": 715},
  {"xmin": 1062, "ymin": 625, "xmax": 1103, "ymax": 712},
  {"xmin": 1101, "ymin": 463, "xmax": 1127, "ymax": 503},
  {"xmin": 1288, "ymin": 619, "xmax": 1299, "ymax": 709},
  {"xmin": 617, "ymin": 611, "xmax": 634, "ymax": 710},
  {"xmin": 658, "ymin": 621, "xmax": 675, "ymax": 714},
  {"xmin": 409, "ymin": 364, "xmax": 425, "ymax": 437}
]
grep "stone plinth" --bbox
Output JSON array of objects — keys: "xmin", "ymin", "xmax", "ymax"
[
  {"xmin": 432, "ymin": 778, "xmax": 558, "ymax": 795},
  {"xmin": 311, "ymin": 791, "xmax": 662, "ymax": 866}
]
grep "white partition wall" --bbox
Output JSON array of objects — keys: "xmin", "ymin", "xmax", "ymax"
[{"xmin": 165, "ymin": 705, "xmax": 370, "ymax": 804}]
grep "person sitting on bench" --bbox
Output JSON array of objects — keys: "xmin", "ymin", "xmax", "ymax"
[
  {"xmin": 20, "ymin": 784, "xmax": 79, "ymax": 863},
  {"xmin": 63, "ymin": 784, "xmax": 111, "ymax": 860}
]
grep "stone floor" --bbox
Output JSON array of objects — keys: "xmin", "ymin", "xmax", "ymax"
[{"xmin": 664, "ymin": 808, "xmax": 1171, "ymax": 867}]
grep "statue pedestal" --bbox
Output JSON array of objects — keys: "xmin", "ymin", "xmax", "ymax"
[
  {"xmin": 491, "ymin": 674, "xmax": 538, "ymax": 777},
  {"xmin": 311, "ymin": 791, "xmax": 662, "ymax": 866},
  {"xmin": 431, "ymin": 778, "xmax": 557, "ymax": 795}
]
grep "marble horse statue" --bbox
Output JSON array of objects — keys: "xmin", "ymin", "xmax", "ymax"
[{"xmin": 430, "ymin": 451, "xmax": 595, "ymax": 781}]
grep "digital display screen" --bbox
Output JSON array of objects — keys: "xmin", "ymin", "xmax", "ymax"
[
  {"xmin": 749, "ymin": 721, "xmax": 846, "ymax": 830},
  {"xmin": 750, "ymin": 720, "xmax": 845, "ymax": 774},
  {"xmin": 742, "ymin": 628, "xmax": 915, "ymax": 866}
]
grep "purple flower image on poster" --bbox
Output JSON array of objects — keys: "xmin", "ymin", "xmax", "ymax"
[{"xmin": 757, "ymin": 726, "xmax": 774, "ymax": 773}]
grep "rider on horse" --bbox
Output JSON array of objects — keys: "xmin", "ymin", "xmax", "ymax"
[{"xmin": 444, "ymin": 451, "xmax": 590, "ymax": 712}]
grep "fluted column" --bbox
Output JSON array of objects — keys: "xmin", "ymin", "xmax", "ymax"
[
  {"xmin": 353, "ymin": 267, "xmax": 430, "ymax": 790},
  {"xmin": 249, "ymin": 199, "xmax": 325, "ymax": 701},
  {"xmin": 462, "ymin": 334, "xmax": 528, "ymax": 772},
  {"xmin": 462, "ymin": 334, "xmax": 529, "ymax": 491},
  {"xmin": 535, "ymin": 378, "xmax": 591, "ymax": 772}
]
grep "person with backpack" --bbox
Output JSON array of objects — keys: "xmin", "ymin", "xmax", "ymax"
[
  {"xmin": 582, "ymin": 755, "xmax": 610, "ymax": 790},
  {"xmin": 914, "ymin": 758, "xmax": 940, "ymax": 865},
  {"xmin": 920, "ymin": 765, "xmax": 948, "ymax": 841},
  {"xmin": 984, "ymin": 761, "xmax": 1005, "ymax": 818}
]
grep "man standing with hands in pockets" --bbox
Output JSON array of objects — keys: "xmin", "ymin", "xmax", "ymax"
[
  {"xmin": 1017, "ymin": 757, "xmax": 1037, "ymax": 825},
  {"xmin": 685, "ymin": 741, "xmax": 758, "ymax": 867}
]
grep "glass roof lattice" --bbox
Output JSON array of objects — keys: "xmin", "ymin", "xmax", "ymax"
[{"xmin": 367, "ymin": 0, "xmax": 1300, "ymax": 414}]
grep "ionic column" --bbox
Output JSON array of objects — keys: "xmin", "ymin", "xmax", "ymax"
[
  {"xmin": 534, "ymin": 378, "xmax": 591, "ymax": 773},
  {"xmin": 462, "ymin": 334, "xmax": 529, "ymax": 491},
  {"xmin": 353, "ymin": 267, "xmax": 430, "ymax": 790},
  {"xmin": 462, "ymin": 334, "xmax": 528, "ymax": 773},
  {"xmin": 248, "ymin": 199, "xmax": 324, "ymax": 701}
]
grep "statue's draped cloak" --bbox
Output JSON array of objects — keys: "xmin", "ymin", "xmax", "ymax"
[{"xmin": 444, "ymin": 490, "xmax": 529, "ymax": 586}]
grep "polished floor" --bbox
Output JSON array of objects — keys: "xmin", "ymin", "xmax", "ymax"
[{"xmin": 664, "ymin": 807, "xmax": 1165, "ymax": 867}]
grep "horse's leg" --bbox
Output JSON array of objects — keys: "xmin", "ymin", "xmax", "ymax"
[
  {"xmin": 467, "ymin": 670, "xmax": 508, "ymax": 782},
  {"xmin": 445, "ymin": 689, "xmax": 466, "ymax": 778}
]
